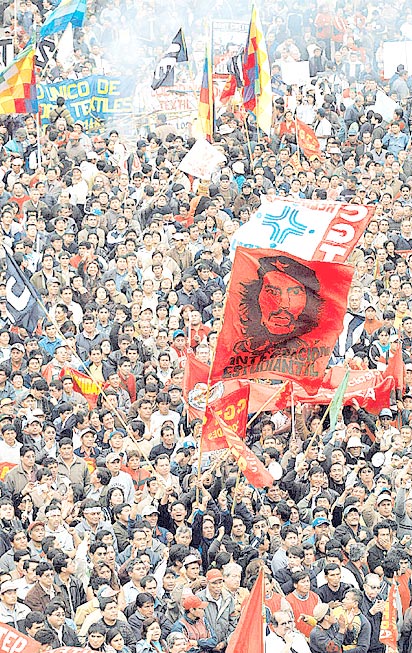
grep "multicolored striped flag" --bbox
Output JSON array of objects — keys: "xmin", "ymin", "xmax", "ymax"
[
  {"xmin": 0, "ymin": 45, "xmax": 38, "ymax": 114},
  {"xmin": 40, "ymin": 0, "xmax": 86, "ymax": 38},
  {"xmin": 198, "ymin": 45, "xmax": 214, "ymax": 142},
  {"xmin": 242, "ymin": 5, "xmax": 272, "ymax": 135}
]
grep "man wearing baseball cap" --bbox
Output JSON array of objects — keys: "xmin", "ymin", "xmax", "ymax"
[
  {"xmin": 0, "ymin": 579, "xmax": 30, "ymax": 629},
  {"xmin": 171, "ymin": 594, "xmax": 217, "ymax": 652},
  {"xmin": 196, "ymin": 569, "xmax": 236, "ymax": 650}
]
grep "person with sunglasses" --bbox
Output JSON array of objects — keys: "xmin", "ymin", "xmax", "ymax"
[
  {"xmin": 309, "ymin": 603, "xmax": 348, "ymax": 653},
  {"xmin": 266, "ymin": 610, "xmax": 310, "ymax": 653}
]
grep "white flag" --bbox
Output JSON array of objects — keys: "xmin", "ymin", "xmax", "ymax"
[{"xmin": 56, "ymin": 23, "xmax": 74, "ymax": 70}]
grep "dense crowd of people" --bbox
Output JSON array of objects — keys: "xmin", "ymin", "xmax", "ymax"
[{"xmin": 2, "ymin": 1, "xmax": 412, "ymax": 653}]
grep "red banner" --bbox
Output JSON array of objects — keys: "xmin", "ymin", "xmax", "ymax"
[
  {"xmin": 296, "ymin": 118, "xmax": 322, "ymax": 158},
  {"xmin": 384, "ymin": 342, "xmax": 405, "ymax": 392},
  {"xmin": 211, "ymin": 409, "xmax": 273, "ymax": 487},
  {"xmin": 290, "ymin": 374, "xmax": 394, "ymax": 414},
  {"xmin": 60, "ymin": 367, "xmax": 101, "ymax": 408},
  {"xmin": 210, "ymin": 248, "xmax": 353, "ymax": 394},
  {"xmin": 0, "ymin": 624, "xmax": 40, "ymax": 653},
  {"xmin": 203, "ymin": 386, "xmax": 250, "ymax": 451}
]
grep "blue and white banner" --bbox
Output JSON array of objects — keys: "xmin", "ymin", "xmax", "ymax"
[
  {"xmin": 37, "ymin": 75, "xmax": 136, "ymax": 130},
  {"xmin": 230, "ymin": 198, "xmax": 374, "ymax": 264}
]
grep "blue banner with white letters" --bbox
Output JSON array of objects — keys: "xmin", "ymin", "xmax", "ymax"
[{"xmin": 37, "ymin": 75, "xmax": 135, "ymax": 130}]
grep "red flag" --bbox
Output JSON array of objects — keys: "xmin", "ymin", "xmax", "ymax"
[
  {"xmin": 0, "ymin": 623, "xmax": 40, "ymax": 653},
  {"xmin": 202, "ymin": 385, "xmax": 250, "ymax": 451},
  {"xmin": 295, "ymin": 118, "xmax": 322, "ymax": 159},
  {"xmin": 384, "ymin": 341, "xmax": 405, "ymax": 392},
  {"xmin": 60, "ymin": 366, "xmax": 102, "ymax": 408},
  {"xmin": 227, "ymin": 568, "xmax": 265, "ymax": 653},
  {"xmin": 210, "ymin": 409, "xmax": 273, "ymax": 487},
  {"xmin": 183, "ymin": 353, "xmax": 287, "ymax": 421},
  {"xmin": 210, "ymin": 247, "xmax": 354, "ymax": 395},
  {"xmin": 280, "ymin": 367, "xmax": 395, "ymax": 415},
  {"xmin": 220, "ymin": 74, "xmax": 237, "ymax": 104},
  {"xmin": 0, "ymin": 461, "xmax": 17, "ymax": 480},
  {"xmin": 379, "ymin": 582, "xmax": 398, "ymax": 650}
]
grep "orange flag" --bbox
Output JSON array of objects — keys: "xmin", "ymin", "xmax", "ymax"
[
  {"xmin": 210, "ymin": 408, "xmax": 274, "ymax": 487},
  {"xmin": 295, "ymin": 118, "xmax": 322, "ymax": 159},
  {"xmin": 227, "ymin": 568, "xmax": 265, "ymax": 653}
]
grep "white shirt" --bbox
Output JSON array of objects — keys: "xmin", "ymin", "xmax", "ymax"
[
  {"xmin": 266, "ymin": 630, "xmax": 311, "ymax": 653},
  {"xmin": 0, "ymin": 440, "xmax": 22, "ymax": 464}
]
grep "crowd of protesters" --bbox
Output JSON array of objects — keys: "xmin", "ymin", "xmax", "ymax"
[{"xmin": 3, "ymin": 1, "xmax": 412, "ymax": 653}]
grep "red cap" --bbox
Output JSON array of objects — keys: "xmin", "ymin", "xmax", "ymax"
[{"xmin": 182, "ymin": 594, "xmax": 208, "ymax": 610}]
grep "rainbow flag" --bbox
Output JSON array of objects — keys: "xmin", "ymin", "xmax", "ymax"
[
  {"xmin": 198, "ymin": 44, "xmax": 214, "ymax": 142},
  {"xmin": 242, "ymin": 5, "xmax": 272, "ymax": 135},
  {"xmin": 40, "ymin": 0, "xmax": 86, "ymax": 38},
  {"xmin": 0, "ymin": 45, "xmax": 38, "ymax": 114}
]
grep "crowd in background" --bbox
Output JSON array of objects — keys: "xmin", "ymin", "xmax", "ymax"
[{"xmin": 2, "ymin": 1, "xmax": 412, "ymax": 653}]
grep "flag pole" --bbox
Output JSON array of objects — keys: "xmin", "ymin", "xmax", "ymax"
[
  {"xmin": 294, "ymin": 116, "xmax": 301, "ymax": 166},
  {"xmin": 290, "ymin": 386, "xmax": 296, "ymax": 439},
  {"xmin": 13, "ymin": 0, "xmax": 18, "ymax": 51},
  {"xmin": 246, "ymin": 382, "xmax": 286, "ymax": 428},
  {"xmin": 231, "ymin": 467, "xmax": 242, "ymax": 515},
  {"xmin": 36, "ymin": 110, "xmax": 42, "ymax": 169}
]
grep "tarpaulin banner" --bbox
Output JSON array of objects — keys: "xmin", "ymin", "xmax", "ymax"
[
  {"xmin": 0, "ymin": 623, "xmax": 40, "ymax": 653},
  {"xmin": 37, "ymin": 75, "xmax": 135, "ymax": 129},
  {"xmin": 230, "ymin": 198, "xmax": 375, "ymax": 264},
  {"xmin": 211, "ymin": 247, "xmax": 353, "ymax": 394}
]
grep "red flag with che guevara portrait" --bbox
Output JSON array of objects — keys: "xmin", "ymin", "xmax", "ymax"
[{"xmin": 210, "ymin": 247, "xmax": 354, "ymax": 395}]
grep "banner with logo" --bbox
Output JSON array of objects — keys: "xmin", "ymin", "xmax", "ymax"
[
  {"xmin": 210, "ymin": 247, "xmax": 354, "ymax": 394},
  {"xmin": 37, "ymin": 75, "xmax": 135, "ymax": 130},
  {"xmin": 230, "ymin": 198, "xmax": 375, "ymax": 264}
]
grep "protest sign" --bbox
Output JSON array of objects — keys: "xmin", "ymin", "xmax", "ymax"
[
  {"xmin": 280, "ymin": 61, "xmax": 310, "ymax": 86},
  {"xmin": 179, "ymin": 139, "xmax": 226, "ymax": 179},
  {"xmin": 212, "ymin": 19, "xmax": 248, "ymax": 76}
]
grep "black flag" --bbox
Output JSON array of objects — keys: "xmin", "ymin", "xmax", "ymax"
[
  {"xmin": 5, "ymin": 251, "xmax": 42, "ymax": 333},
  {"xmin": 151, "ymin": 28, "xmax": 188, "ymax": 90},
  {"xmin": 227, "ymin": 48, "xmax": 244, "ymax": 88}
]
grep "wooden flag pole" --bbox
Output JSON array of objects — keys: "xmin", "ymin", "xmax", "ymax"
[
  {"xmin": 246, "ymin": 382, "xmax": 286, "ymax": 428},
  {"xmin": 231, "ymin": 467, "xmax": 242, "ymax": 515}
]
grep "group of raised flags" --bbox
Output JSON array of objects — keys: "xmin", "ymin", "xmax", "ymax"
[
  {"xmin": 0, "ymin": 0, "xmax": 86, "ymax": 116},
  {"xmin": 152, "ymin": 4, "xmax": 272, "ymax": 139}
]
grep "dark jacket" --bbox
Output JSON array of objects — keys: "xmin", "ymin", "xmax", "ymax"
[
  {"xmin": 45, "ymin": 623, "xmax": 81, "ymax": 648},
  {"xmin": 361, "ymin": 594, "xmax": 384, "ymax": 653},
  {"xmin": 54, "ymin": 574, "xmax": 87, "ymax": 619}
]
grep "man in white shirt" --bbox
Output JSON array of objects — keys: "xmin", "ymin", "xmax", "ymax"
[
  {"xmin": 0, "ymin": 423, "xmax": 21, "ymax": 464},
  {"xmin": 151, "ymin": 391, "xmax": 181, "ymax": 438},
  {"xmin": 266, "ymin": 610, "xmax": 311, "ymax": 653}
]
